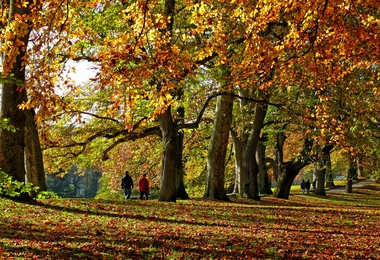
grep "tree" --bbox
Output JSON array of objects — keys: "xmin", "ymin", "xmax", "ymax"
[
  {"xmin": 324, "ymin": 152, "xmax": 334, "ymax": 188},
  {"xmin": 346, "ymin": 155, "xmax": 358, "ymax": 193},
  {"xmin": 23, "ymin": 0, "xmax": 380, "ymax": 204},
  {"xmin": 204, "ymin": 94, "xmax": 233, "ymax": 200},
  {"xmin": 257, "ymin": 134, "xmax": 273, "ymax": 195},
  {"xmin": 25, "ymin": 108, "xmax": 46, "ymax": 196},
  {"xmin": 242, "ymin": 93, "xmax": 269, "ymax": 200},
  {"xmin": 0, "ymin": 0, "xmax": 35, "ymax": 200},
  {"xmin": 273, "ymin": 139, "xmax": 314, "ymax": 199},
  {"xmin": 46, "ymin": 165, "xmax": 101, "ymax": 198}
]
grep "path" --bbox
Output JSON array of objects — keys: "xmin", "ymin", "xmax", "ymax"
[{"xmin": 325, "ymin": 179, "xmax": 373, "ymax": 194}]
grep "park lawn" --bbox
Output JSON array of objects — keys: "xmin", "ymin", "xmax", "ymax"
[{"xmin": 1, "ymin": 183, "xmax": 380, "ymax": 259}]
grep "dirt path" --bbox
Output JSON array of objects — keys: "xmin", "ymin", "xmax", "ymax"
[{"xmin": 325, "ymin": 179, "xmax": 373, "ymax": 193}]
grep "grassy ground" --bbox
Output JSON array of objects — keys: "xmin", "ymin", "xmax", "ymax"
[{"xmin": 1, "ymin": 182, "xmax": 380, "ymax": 259}]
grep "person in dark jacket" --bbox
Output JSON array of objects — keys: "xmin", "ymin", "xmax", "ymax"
[
  {"xmin": 121, "ymin": 171, "xmax": 133, "ymax": 199},
  {"xmin": 139, "ymin": 174, "xmax": 150, "ymax": 200},
  {"xmin": 305, "ymin": 179, "xmax": 311, "ymax": 194},
  {"xmin": 300, "ymin": 180, "xmax": 306, "ymax": 194}
]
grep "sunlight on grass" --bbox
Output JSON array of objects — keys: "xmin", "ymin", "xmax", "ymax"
[{"xmin": 1, "ymin": 184, "xmax": 380, "ymax": 259}]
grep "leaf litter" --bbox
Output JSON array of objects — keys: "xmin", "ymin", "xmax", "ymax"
[{"xmin": 0, "ymin": 184, "xmax": 380, "ymax": 259}]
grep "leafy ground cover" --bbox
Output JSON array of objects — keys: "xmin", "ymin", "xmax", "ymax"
[{"xmin": 1, "ymin": 183, "xmax": 380, "ymax": 259}]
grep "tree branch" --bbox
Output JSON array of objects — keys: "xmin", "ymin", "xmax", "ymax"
[{"xmin": 176, "ymin": 91, "xmax": 282, "ymax": 131}]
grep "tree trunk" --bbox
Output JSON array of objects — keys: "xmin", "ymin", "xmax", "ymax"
[
  {"xmin": 25, "ymin": 108, "xmax": 46, "ymax": 197},
  {"xmin": 204, "ymin": 95, "xmax": 233, "ymax": 201},
  {"xmin": 273, "ymin": 131, "xmax": 286, "ymax": 183},
  {"xmin": 0, "ymin": 2, "xmax": 32, "ymax": 200},
  {"xmin": 274, "ymin": 159, "xmax": 309, "ymax": 199},
  {"xmin": 314, "ymin": 145, "xmax": 333, "ymax": 196},
  {"xmin": 274, "ymin": 139, "xmax": 313, "ymax": 199},
  {"xmin": 314, "ymin": 151, "xmax": 327, "ymax": 196},
  {"xmin": 242, "ymin": 97, "xmax": 268, "ymax": 200},
  {"xmin": 231, "ymin": 130, "xmax": 244, "ymax": 194},
  {"xmin": 356, "ymin": 157, "xmax": 363, "ymax": 179},
  {"xmin": 158, "ymin": 107, "xmax": 177, "ymax": 202},
  {"xmin": 325, "ymin": 152, "xmax": 334, "ymax": 188},
  {"xmin": 175, "ymin": 129, "xmax": 190, "ymax": 199},
  {"xmin": 230, "ymin": 87, "xmax": 250, "ymax": 195},
  {"xmin": 257, "ymin": 135, "xmax": 272, "ymax": 195},
  {"xmin": 0, "ymin": 82, "xmax": 28, "ymax": 200},
  {"xmin": 346, "ymin": 155, "xmax": 357, "ymax": 193}
]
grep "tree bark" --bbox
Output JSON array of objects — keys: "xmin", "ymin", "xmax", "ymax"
[
  {"xmin": 273, "ymin": 131, "xmax": 286, "ymax": 183},
  {"xmin": 274, "ymin": 139, "xmax": 313, "ymax": 199},
  {"xmin": 314, "ymin": 144, "xmax": 334, "ymax": 196},
  {"xmin": 242, "ymin": 97, "xmax": 268, "ymax": 200},
  {"xmin": 230, "ymin": 87, "xmax": 250, "ymax": 196},
  {"xmin": 325, "ymin": 152, "xmax": 334, "ymax": 188},
  {"xmin": 158, "ymin": 106, "xmax": 177, "ymax": 202},
  {"xmin": 0, "ymin": 0, "xmax": 32, "ymax": 200},
  {"xmin": 346, "ymin": 155, "xmax": 357, "ymax": 193},
  {"xmin": 274, "ymin": 159, "xmax": 309, "ymax": 199},
  {"xmin": 0, "ymin": 81, "xmax": 27, "ymax": 197},
  {"xmin": 356, "ymin": 157, "xmax": 363, "ymax": 179},
  {"xmin": 231, "ymin": 130, "xmax": 244, "ymax": 194},
  {"xmin": 257, "ymin": 135, "xmax": 272, "ymax": 195},
  {"xmin": 204, "ymin": 94, "xmax": 233, "ymax": 200},
  {"xmin": 314, "ymin": 149, "xmax": 327, "ymax": 196},
  {"xmin": 25, "ymin": 108, "xmax": 46, "ymax": 197},
  {"xmin": 175, "ymin": 127, "xmax": 190, "ymax": 199}
]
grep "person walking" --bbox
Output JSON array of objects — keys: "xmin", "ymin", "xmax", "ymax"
[
  {"xmin": 305, "ymin": 179, "xmax": 311, "ymax": 194},
  {"xmin": 139, "ymin": 174, "xmax": 150, "ymax": 200},
  {"xmin": 121, "ymin": 171, "xmax": 133, "ymax": 200},
  {"xmin": 300, "ymin": 179, "xmax": 306, "ymax": 194}
]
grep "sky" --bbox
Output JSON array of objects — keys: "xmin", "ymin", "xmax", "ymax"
[{"xmin": 67, "ymin": 60, "xmax": 98, "ymax": 85}]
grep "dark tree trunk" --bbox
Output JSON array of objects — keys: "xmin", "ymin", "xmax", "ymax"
[
  {"xmin": 0, "ymin": 3, "xmax": 32, "ymax": 200},
  {"xmin": 0, "ymin": 82, "xmax": 28, "ymax": 200},
  {"xmin": 325, "ymin": 152, "xmax": 334, "ymax": 188},
  {"xmin": 274, "ymin": 139, "xmax": 313, "ymax": 199},
  {"xmin": 273, "ymin": 131, "xmax": 286, "ymax": 183},
  {"xmin": 204, "ymin": 95, "xmax": 233, "ymax": 201},
  {"xmin": 274, "ymin": 139, "xmax": 334, "ymax": 199},
  {"xmin": 231, "ymin": 87, "xmax": 250, "ymax": 195},
  {"xmin": 314, "ymin": 151, "xmax": 327, "ymax": 196},
  {"xmin": 314, "ymin": 144, "xmax": 334, "ymax": 196},
  {"xmin": 25, "ymin": 108, "xmax": 46, "ymax": 197},
  {"xmin": 346, "ymin": 155, "xmax": 357, "ymax": 193},
  {"xmin": 158, "ymin": 107, "xmax": 177, "ymax": 202},
  {"xmin": 242, "ymin": 97, "xmax": 268, "ymax": 201},
  {"xmin": 158, "ymin": 0, "xmax": 190, "ymax": 202},
  {"xmin": 356, "ymin": 157, "xmax": 363, "ymax": 179},
  {"xmin": 257, "ymin": 135, "xmax": 272, "ymax": 195},
  {"xmin": 176, "ymin": 108, "xmax": 190, "ymax": 200},
  {"xmin": 231, "ymin": 130, "xmax": 244, "ymax": 195},
  {"xmin": 0, "ymin": 81, "xmax": 27, "ymax": 181},
  {"xmin": 274, "ymin": 159, "xmax": 309, "ymax": 199}
]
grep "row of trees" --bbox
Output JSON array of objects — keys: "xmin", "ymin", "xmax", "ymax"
[
  {"xmin": 1, "ymin": 0, "xmax": 379, "ymax": 202},
  {"xmin": 46, "ymin": 166, "xmax": 101, "ymax": 198}
]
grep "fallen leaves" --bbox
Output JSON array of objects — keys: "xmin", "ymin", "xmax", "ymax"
[{"xmin": 1, "ymin": 186, "xmax": 380, "ymax": 259}]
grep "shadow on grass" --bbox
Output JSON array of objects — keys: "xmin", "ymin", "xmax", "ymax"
[{"xmin": 2, "ymin": 182, "xmax": 380, "ymax": 259}]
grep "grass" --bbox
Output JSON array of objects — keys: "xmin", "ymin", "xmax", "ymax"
[{"xmin": 1, "ymin": 183, "xmax": 380, "ymax": 259}]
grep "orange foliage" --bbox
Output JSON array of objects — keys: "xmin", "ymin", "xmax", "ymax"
[{"xmin": 3, "ymin": 0, "xmax": 380, "ymax": 183}]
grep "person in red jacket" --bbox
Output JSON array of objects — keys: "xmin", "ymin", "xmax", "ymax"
[{"xmin": 139, "ymin": 174, "xmax": 150, "ymax": 200}]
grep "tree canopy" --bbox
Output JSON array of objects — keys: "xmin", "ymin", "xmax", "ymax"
[{"xmin": 1, "ymin": 0, "xmax": 380, "ymax": 201}]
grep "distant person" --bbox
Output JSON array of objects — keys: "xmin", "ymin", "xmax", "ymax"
[
  {"xmin": 121, "ymin": 171, "xmax": 133, "ymax": 200},
  {"xmin": 305, "ymin": 179, "xmax": 311, "ymax": 194},
  {"xmin": 139, "ymin": 174, "xmax": 150, "ymax": 200},
  {"xmin": 300, "ymin": 180, "xmax": 306, "ymax": 194},
  {"xmin": 313, "ymin": 179, "xmax": 316, "ymax": 190}
]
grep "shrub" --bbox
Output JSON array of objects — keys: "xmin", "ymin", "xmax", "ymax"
[{"xmin": 0, "ymin": 170, "xmax": 38, "ymax": 197}]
